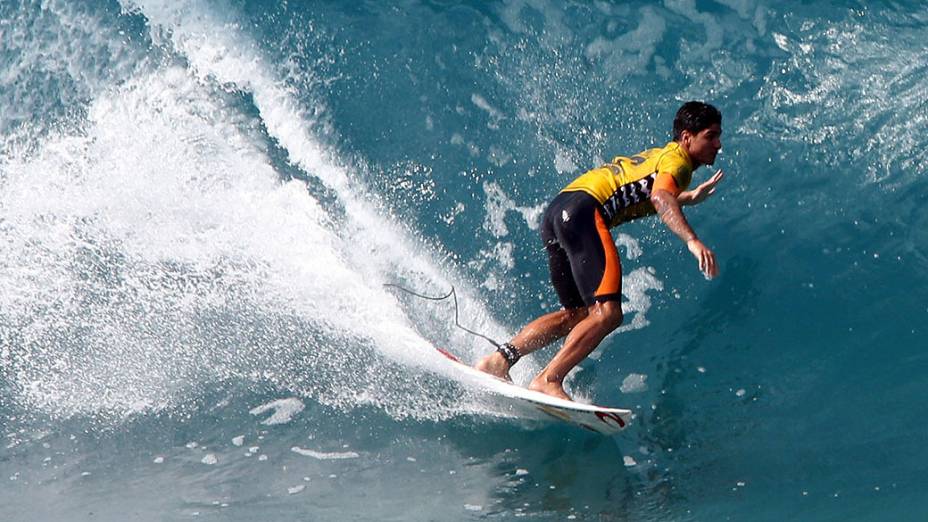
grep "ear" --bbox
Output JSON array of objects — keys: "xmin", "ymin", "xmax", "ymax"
[{"xmin": 679, "ymin": 129, "xmax": 694, "ymax": 146}]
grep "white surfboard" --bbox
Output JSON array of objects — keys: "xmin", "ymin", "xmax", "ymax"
[{"xmin": 436, "ymin": 347, "xmax": 632, "ymax": 435}]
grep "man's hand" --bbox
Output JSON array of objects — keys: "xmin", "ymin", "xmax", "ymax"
[
  {"xmin": 680, "ymin": 169, "xmax": 724, "ymax": 206},
  {"xmin": 687, "ymin": 238, "xmax": 718, "ymax": 279},
  {"xmin": 651, "ymin": 189, "xmax": 721, "ymax": 279}
]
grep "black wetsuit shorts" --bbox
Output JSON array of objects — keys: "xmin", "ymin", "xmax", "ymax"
[{"xmin": 540, "ymin": 191, "xmax": 622, "ymax": 309}]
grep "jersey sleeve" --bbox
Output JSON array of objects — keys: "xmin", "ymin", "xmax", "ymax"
[
  {"xmin": 652, "ymin": 171, "xmax": 680, "ymax": 196},
  {"xmin": 656, "ymin": 153, "xmax": 693, "ymax": 192}
]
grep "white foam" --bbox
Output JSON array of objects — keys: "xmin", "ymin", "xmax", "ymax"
[
  {"xmin": 482, "ymin": 182, "xmax": 545, "ymax": 237},
  {"xmin": 471, "ymin": 93, "xmax": 505, "ymax": 128},
  {"xmin": 0, "ymin": 0, "xmax": 513, "ymax": 424},
  {"xmin": 553, "ymin": 148, "xmax": 578, "ymax": 174},
  {"xmin": 0, "ymin": 63, "xmax": 463, "ymax": 420},
  {"xmin": 773, "ymin": 32, "xmax": 790, "ymax": 52},
  {"xmin": 125, "ymin": 0, "xmax": 510, "ymax": 402},
  {"xmin": 498, "ymin": 0, "xmax": 570, "ymax": 47},
  {"xmin": 714, "ymin": 0, "xmax": 755, "ymax": 19},
  {"xmin": 665, "ymin": 0, "xmax": 725, "ymax": 58},
  {"xmin": 620, "ymin": 373, "xmax": 648, "ymax": 394},
  {"xmin": 0, "ymin": 0, "xmax": 149, "ymax": 137},
  {"xmin": 584, "ymin": 6, "xmax": 666, "ymax": 73},
  {"xmin": 291, "ymin": 447, "xmax": 360, "ymax": 460},
  {"xmin": 249, "ymin": 398, "xmax": 305, "ymax": 426},
  {"xmin": 615, "ymin": 234, "xmax": 643, "ymax": 260},
  {"xmin": 0, "ymin": 63, "xmax": 326, "ymax": 417},
  {"xmin": 615, "ymin": 267, "xmax": 664, "ymax": 334}
]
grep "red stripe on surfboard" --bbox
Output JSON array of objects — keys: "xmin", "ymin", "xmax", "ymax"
[
  {"xmin": 595, "ymin": 411, "xmax": 626, "ymax": 428},
  {"xmin": 436, "ymin": 347, "xmax": 461, "ymax": 362}
]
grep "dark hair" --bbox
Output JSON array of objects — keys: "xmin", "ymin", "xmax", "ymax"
[{"xmin": 673, "ymin": 101, "xmax": 721, "ymax": 141}]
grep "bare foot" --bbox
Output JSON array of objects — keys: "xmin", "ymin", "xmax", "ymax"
[
  {"xmin": 528, "ymin": 375, "xmax": 572, "ymax": 401},
  {"xmin": 475, "ymin": 352, "xmax": 512, "ymax": 381}
]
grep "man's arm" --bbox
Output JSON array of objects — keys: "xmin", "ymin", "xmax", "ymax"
[
  {"xmin": 651, "ymin": 188, "xmax": 697, "ymax": 243},
  {"xmin": 651, "ymin": 188, "xmax": 718, "ymax": 278}
]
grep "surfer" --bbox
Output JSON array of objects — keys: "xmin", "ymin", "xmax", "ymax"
[{"xmin": 476, "ymin": 101, "xmax": 725, "ymax": 400}]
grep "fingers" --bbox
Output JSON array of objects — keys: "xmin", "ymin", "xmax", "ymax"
[
  {"xmin": 704, "ymin": 249, "xmax": 718, "ymax": 278},
  {"xmin": 695, "ymin": 246, "xmax": 718, "ymax": 279},
  {"xmin": 693, "ymin": 170, "xmax": 724, "ymax": 204},
  {"xmin": 699, "ymin": 251, "xmax": 711, "ymax": 278},
  {"xmin": 688, "ymin": 240, "xmax": 719, "ymax": 278},
  {"xmin": 705, "ymin": 170, "xmax": 724, "ymax": 187}
]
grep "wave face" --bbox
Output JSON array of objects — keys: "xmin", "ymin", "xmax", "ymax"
[{"xmin": 1, "ymin": 1, "xmax": 926, "ymax": 520}]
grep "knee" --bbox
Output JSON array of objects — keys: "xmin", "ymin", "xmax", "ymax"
[
  {"xmin": 565, "ymin": 307, "xmax": 589, "ymax": 327},
  {"xmin": 592, "ymin": 301, "xmax": 623, "ymax": 331},
  {"xmin": 606, "ymin": 308, "xmax": 624, "ymax": 330}
]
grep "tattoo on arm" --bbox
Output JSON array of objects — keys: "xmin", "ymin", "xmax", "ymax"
[{"xmin": 651, "ymin": 190, "xmax": 697, "ymax": 243}]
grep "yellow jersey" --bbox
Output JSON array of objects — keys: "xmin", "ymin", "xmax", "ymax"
[{"xmin": 561, "ymin": 141, "xmax": 694, "ymax": 227}]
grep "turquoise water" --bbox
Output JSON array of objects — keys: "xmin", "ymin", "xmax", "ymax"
[{"xmin": 2, "ymin": 1, "xmax": 927, "ymax": 520}]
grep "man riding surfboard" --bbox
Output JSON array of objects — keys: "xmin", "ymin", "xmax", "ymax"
[{"xmin": 475, "ymin": 101, "xmax": 725, "ymax": 401}]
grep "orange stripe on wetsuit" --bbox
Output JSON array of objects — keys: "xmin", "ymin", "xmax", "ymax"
[
  {"xmin": 591, "ymin": 170, "xmax": 677, "ymax": 299},
  {"xmin": 593, "ymin": 210, "xmax": 621, "ymax": 299},
  {"xmin": 540, "ymin": 190, "xmax": 627, "ymax": 308}
]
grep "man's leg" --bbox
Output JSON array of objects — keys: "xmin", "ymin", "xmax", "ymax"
[
  {"xmin": 475, "ymin": 191, "xmax": 621, "ymax": 394},
  {"xmin": 528, "ymin": 300, "xmax": 623, "ymax": 400},
  {"xmin": 475, "ymin": 307, "xmax": 587, "ymax": 380},
  {"xmin": 527, "ymin": 204, "xmax": 624, "ymax": 400}
]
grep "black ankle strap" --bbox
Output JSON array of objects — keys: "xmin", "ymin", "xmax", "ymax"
[{"xmin": 496, "ymin": 343, "xmax": 521, "ymax": 367}]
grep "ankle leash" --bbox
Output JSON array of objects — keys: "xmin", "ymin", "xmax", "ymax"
[{"xmin": 496, "ymin": 343, "xmax": 521, "ymax": 367}]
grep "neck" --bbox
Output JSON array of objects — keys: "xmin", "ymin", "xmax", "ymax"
[{"xmin": 674, "ymin": 139, "xmax": 701, "ymax": 169}]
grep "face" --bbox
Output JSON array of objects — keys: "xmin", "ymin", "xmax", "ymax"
[{"xmin": 682, "ymin": 123, "xmax": 722, "ymax": 166}]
